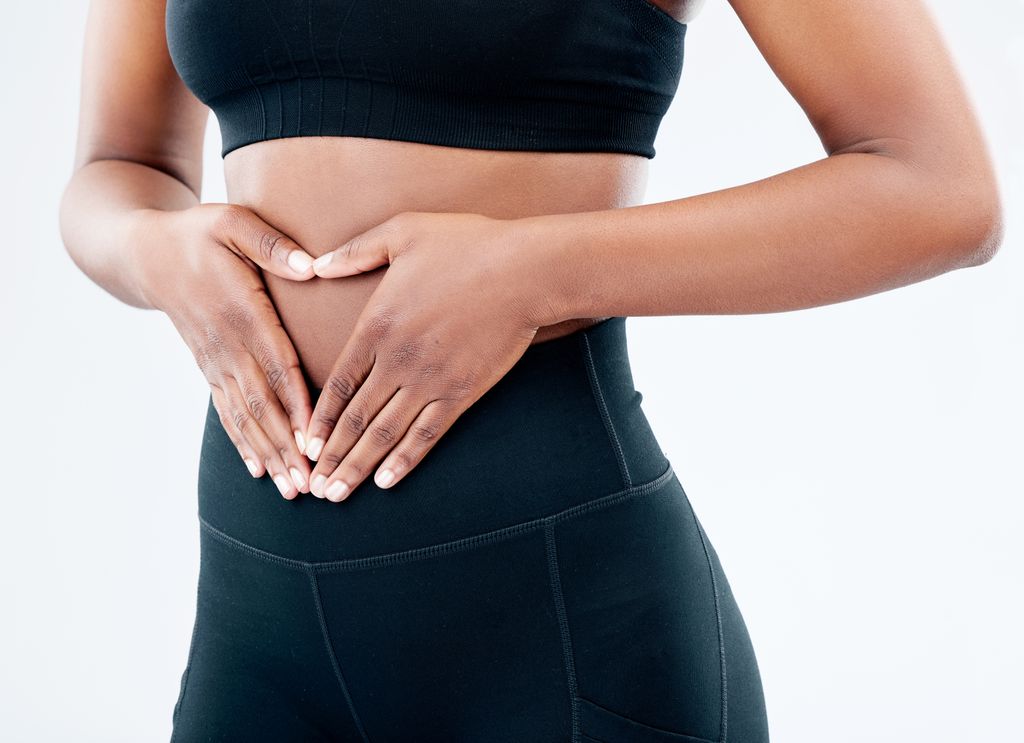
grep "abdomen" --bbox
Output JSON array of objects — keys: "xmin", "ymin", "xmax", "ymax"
[{"xmin": 223, "ymin": 136, "xmax": 649, "ymax": 388}]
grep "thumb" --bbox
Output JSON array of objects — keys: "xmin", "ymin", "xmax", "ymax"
[
  {"xmin": 312, "ymin": 222, "xmax": 396, "ymax": 278},
  {"xmin": 213, "ymin": 204, "xmax": 316, "ymax": 280}
]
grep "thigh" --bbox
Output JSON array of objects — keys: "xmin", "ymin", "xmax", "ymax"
[
  {"xmin": 552, "ymin": 472, "xmax": 770, "ymax": 743},
  {"xmin": 170, "ymin": 527, "xmax": 367, "ymax": 742}
]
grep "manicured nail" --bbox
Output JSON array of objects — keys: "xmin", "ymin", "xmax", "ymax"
[
  {"xmin": 294, "ymin": 429, "xmax": 306, "ymax": 454},
  {"xmin": 305, "ymin": 437, "xmax": 324, "ymax": 461},
  {"xmin": 312, "ymin": 253, "xmax": 333, "ymax": 273},
  {"xmin": 325, "ymin": 480, "xmax": 349, "ymax": 501},
  {"xmin": 310, "ymin": 474, "xmax": 327, "ymax": 498},
  {"xmin": 287, "ymin": 251, "xmax": 314, "ymax": 273},
  {"xmin": 273, "ymin": 473, "xmax": 292, "ymax": 497},
  {"xmin": 244, "ymin": 458, "xmax": 259, "ymax": 477},
  {"xmin": 289, "ymin": 467, "xmax": 306, "ymax": 491},
  {"xmin": 375, "ymin": 468, "xmax": 395, "ymax": 488}
]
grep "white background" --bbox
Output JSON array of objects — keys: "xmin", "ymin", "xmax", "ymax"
[{"xmin": 2, "ymin": 1, "xmax": 1021, "ymax": 740}]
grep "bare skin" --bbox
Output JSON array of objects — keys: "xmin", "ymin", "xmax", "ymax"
[
  {"xmin": 60, "ymin": 0, "xmax": 1002, "ymax": 504},
  {"xmin": 223, "ymin": 137, "xmax": 648, "ymax": 389}
]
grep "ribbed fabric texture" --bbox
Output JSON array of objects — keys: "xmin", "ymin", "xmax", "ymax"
[{"xmin": 166, "ymin": 0, "xmax": 688, "ymax": 158}]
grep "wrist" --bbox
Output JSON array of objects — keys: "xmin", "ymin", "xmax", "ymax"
[
  {"xmin": 506, "ymin": 212, "xmax": 583, "ymax": 327},
  {"xmin": 124, "ymin": 207, "xmax": 181, "ymax": 312}
]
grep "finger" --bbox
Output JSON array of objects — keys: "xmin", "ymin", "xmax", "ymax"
[
  {"xmin": 311, "ymin": 216, "xmax": 402, "ymax": 278},
  {"xmin": 223, "ymin": 376, "xmax": 297, "ymax": 499},
  {"xmin": 373, "ymin": 400, "xmax": 457, "ymax": 490},
  {"xmin": 317, "ymin": 387, "xmax": 420, "ymax": 502},
  {"xmin": 308, "ymin": 367, "xmax": 401, "ymax": 500},
  {"xmin": 234, "ymin": 358, "xmax": 311, "ymax": 494},
  {"xmin": 211, "ymin": 204, "xmax": 316, "ymax": 280},
  {"xmin": 303, "ymin": 323, "xmax": 379, "ymax": 462},
  {"xmin": 240, "ymin": 303, "xmax": 314, "ymax": 461},
  {"xmin": 210, "ymin": 383, "xmax": 264, "ymax": 478}
]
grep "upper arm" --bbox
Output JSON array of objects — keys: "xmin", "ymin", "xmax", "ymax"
[
  {"xmin": 726, "ymin": 0, "xmax": 996, "ymax": 170},
  {"xmin": 74, "ymin": 0, "xmax": 209, "ymax": 196},
  {"xmin": 724, "ymin": 0, "xmax": 1003, "ymax": 254}
]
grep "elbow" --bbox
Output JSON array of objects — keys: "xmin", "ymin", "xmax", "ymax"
[
  {"xmin": 929, "ymin": 165, "xmax": 1005, "ymax": 271},
  {"xmin": 958, "ymin": 189, "xmax": 1004, "ymax": 268}
]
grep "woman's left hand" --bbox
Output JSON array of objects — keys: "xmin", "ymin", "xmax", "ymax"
[{"xmin": 301, "ymin": 211, "xmax": 557, "ymax": 502}]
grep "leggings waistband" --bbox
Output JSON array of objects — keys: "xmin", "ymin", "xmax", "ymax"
[{"xmin": 196, "ymin": 316, "xmax": 672, "ymax": 562}]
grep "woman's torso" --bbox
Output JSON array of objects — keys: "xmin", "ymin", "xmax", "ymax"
[{"xmin": 223, "ymin": 138, "xmax": 650, "ymax": 389}]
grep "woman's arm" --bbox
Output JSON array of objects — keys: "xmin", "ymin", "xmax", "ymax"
[
  {"xmin": 515, "ymin": 0, "xmax": 1003, "ymax": 324},
  {"xmin": 59, "ymin": 0, "xmax": 319, "ymax": 498},
  {"xmin": 59, "ymin": 0, "xmax": 208, "ymax": 308},
  {"xmin": 296, "ymin": 0, "xmax": 1004, "ymax": 499}
]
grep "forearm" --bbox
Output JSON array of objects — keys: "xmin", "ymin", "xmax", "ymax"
[
  {"xmin": 518, "ymin": 148, "xmax": 1003, "ymax": 324},
  {"xmin": 58, "ymin": 159, "xmax": 200, "ymax": 309}
]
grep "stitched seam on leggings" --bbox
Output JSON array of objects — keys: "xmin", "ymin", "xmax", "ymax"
[
  {"xmin": 307, "ymin": 568, "xmax": 372, "ymax": 743},
  {"xmin": 579, "ymin": 329, "xmax": 632, "ymax": 489},
  {"xmin": 170, "ymin": 544, "xmax": 205, "ymax": 738},
  {"xmin": 577, "ymin": 696, "xmax": 720, "ymax": 743},
  {"xmin": 196, "ymin": 462, "xmax": 674, "ymax": 572},
  {"xmin": 690, "ymin": 516, "xmax": 728, "ymax": 743},
  {"xmin": 545, "ymin": 522, "xmax": 580, "ymax": 742}
]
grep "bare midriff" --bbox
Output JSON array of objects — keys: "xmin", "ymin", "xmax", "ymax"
[{"xmin": 223, "ymin": 136, "xmax": 650, "ymax": 389}]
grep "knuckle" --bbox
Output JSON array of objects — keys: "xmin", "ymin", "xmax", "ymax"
[
  {"xmin": 314, "ymin": 412, "xmax": 340, "ymax": 430},
  {"xmin": 410, "ymin": 419, "xmax": 441, "ymax": 443},
  {"xmin": 263, "ymin": 359, "xmax": 287, "ymax": 395},
  {"xmin": 326, "ymin": 374, "xmax": 358, "ymax": 405},
  {"xmin": 258, "ymin": 230, "xmax": 286, "ymax": 263},
  {"xmin": 245, "ymin": 390, "xmax": 267, "ymax": 421},
  {"xmin": 342, "ymin": 408, "xmax": 368, "ymax": 436},
  {"xmin": 339, "ymin": 236, "xmax": 361, "ymax": 259},
  {"xmin": 320, "ymin": 451, "xmax": 345, "ymax": 470},
  {"xmin": 231, "ymin": 409, "xmax": 248, "ymax": 433},
  {"xmin": 369, "ymin": 419, "xmax": 400, "ymax": 446},
  {"xmin": 390, "ymin": 448, "xmax": 416, "ymax": 471},
  {"xmin": 345, "ymin": 460, "xmax": 368, "ymax": 480}
]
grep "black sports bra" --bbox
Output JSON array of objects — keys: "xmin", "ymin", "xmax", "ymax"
[{"xmin": 166, "ymin": 1, "xmax": 687, "ymax": 159}]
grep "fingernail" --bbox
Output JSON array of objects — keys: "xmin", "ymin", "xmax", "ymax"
[
  {"xmin": 325, "ymin": 480, "xmax": 349, "ymax": 502},
  {"xmin": 294, "ymin": 429, "xmax": 306, "ymax": 454},
  {"xmin": 244, "ymin": 458, "xmax": 259, "ymax": 477},
  {"xmin": 289, "ymin": 466, "xmax": 306, "ymax": 491},
  {"xmin": 310, "ymin": 474, "xmax": 327, "ymax": 498},
  {"xmin": 288, "ymin": 251, "xmax": 314, "ymax": 273},
  {"xmin": 313, "ymin": 253, "xmax": 333, "ymax": 273},
  {"xmin": 375, "ymin": 468, "xmax": 395, "ymax": 488},
  {"xmin": 273, "ymin": 473, "xmax": 292, "ymax": 497},
  {"xmin": 306, "ymin": 437, "xmax": 324, "ymax": 461}
]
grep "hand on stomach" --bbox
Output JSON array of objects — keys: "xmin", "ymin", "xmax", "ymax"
[{"xmin": 220, "ymin": 135, "xmax": 648, "ymax": 499}]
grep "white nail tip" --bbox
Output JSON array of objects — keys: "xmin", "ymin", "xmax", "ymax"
[
  {"xmin": 306, "ymin": 437, "xmax": 324, "ymax": 461},
  {"xmin": 273, "ymin": 474, "xmax": 292, "ymax": 496},
  {"xmin": 288, "ymin": 251, "xmax": 314, "ymax": 273},
  {"xmin": 313, "ymin": 254, "xmax": 333, "ymax": 272}
]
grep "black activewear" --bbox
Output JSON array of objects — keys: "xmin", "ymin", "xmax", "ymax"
[
  {"xmin": 165, "ymin": 0, "xmax": 688, "ymax": 158},
  {"xmin": 171, "ymin": 317, "xmax": 770, "ymax": 742}
]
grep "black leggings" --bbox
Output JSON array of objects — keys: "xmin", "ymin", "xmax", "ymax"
[{"xmin": 171, "ymin": 316, "xmax": 769, "ymax": 742}]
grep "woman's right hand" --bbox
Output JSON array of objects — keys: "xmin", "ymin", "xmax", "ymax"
[{"xmin": 132, "ymin": 203, "xmax": 318, "ymax": 499}]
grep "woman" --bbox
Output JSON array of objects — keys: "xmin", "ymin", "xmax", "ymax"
[{"xmin": 59, "ymin": 0, "xmax": 1002, "ymax": 740}]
